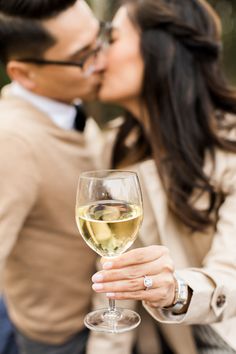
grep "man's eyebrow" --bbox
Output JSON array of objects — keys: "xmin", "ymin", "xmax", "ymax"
[
  {"xmin": 68, "ymin": 25, "xmax": 102, "ymax": 60},
  {"xmin": 68, "ymin": 45, "xmax": 91, "ymax": 60}
]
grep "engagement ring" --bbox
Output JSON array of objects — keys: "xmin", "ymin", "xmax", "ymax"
[{"xmin": 143, "ymin": 275, "xmax": 153, "ymax": 290}]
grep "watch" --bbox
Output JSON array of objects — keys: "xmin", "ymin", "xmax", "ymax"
[{"xmin": 165, "ymin": 273, "xmax": 189, "ymax": 313}]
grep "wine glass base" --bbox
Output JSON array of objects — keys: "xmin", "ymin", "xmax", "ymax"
[{"xmin": 84, "ymin": 307, "xmax": 141, "ymax": 333}]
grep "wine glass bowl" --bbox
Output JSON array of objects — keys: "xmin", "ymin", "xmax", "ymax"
[{"xmin": 75, "ymin": 170, "xmax": 143, "ymax": 333}]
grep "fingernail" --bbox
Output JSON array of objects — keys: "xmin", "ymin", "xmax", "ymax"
[
  {"xmin": 92, "ymin": 273, "xmax": 104, "ymax": 282},
  {"xmin": 92, "ymin": 283, "xmax": 104, "ymax": 291},
  {"xmin": 106, "ymin": 292, "xmax": 115, "ymax": 298},
  {"xmin": 102, "ymin": 262, "xmax": 113, "ymax": 270}
]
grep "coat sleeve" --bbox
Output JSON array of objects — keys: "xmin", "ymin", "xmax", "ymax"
[
  {"xmin": 143, "ymin": 150, "xmax": 236, "ymax": 325},
  {"xmin": 0, "ymin": 133, "xmax": 39, "ymax": 291}
]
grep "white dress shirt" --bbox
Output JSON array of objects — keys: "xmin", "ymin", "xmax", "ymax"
[{"xmin": 10, "ymin": 82, "xmax": 78, "ymax": 130}]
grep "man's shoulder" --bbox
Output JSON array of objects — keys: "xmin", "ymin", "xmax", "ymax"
[
  {"xmin": 0, "ymin": 91, "xmax": 37, "ymax": 119},
  {"xmin": 0, "ymin": 89, "xmax": 49, "ymax": 139}
]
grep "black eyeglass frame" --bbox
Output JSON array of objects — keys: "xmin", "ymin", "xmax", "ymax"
[{"xmin": 16, "ymin": 22, "xmax": 112, "ymax": 69}]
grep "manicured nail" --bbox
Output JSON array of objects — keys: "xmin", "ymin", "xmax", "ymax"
[
  {"xmin": 92, "ymin": 273, "xmax": 104, "ymax": 282},
  {"xmin": 106, "ymin": 292, "xmax": 115, "ymax": 298},
  {"xmin": 92, "ymin": 283, "xmax": 104, "ymax": 291},
  {"xmin": 102, "ymin": 262, "xmax": 113, "ymax": 270}
]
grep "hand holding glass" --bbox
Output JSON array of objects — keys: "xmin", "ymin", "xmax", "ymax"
[{"xmin": 75, "ymin": 170, "xmax": 143, "ymax": 333}]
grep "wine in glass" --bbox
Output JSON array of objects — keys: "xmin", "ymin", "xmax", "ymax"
[{"xmin": 75, "ymin": 170, "xmax": 143, "ymax": 333}]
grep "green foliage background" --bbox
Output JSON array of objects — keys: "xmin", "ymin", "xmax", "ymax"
[{"xmin": 1, "ymin": 0, "xmax": 235, "ymax": 87}]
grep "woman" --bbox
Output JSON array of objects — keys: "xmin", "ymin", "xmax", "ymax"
[{"xmin": 92, "ymin": 0, "xmax": 236, "ymax": 353}]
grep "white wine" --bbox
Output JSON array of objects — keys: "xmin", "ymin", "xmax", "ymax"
[{"xmin": 76, "ymin": 200, "xmax": 142, "ymax": 257}]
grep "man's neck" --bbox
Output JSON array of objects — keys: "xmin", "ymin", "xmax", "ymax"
[{"xmin": 10, "ymin": 82, "xmax": 77, "ymax": 130}]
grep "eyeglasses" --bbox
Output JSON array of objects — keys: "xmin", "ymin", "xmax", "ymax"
[{"xmin": 16, "ymin": 22, "xmax": 112, "ymax": 71}]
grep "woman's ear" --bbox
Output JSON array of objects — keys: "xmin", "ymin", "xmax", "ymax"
[{"xmin": 6, "ymin": 61, "xmax": 36, "ymax": 90}]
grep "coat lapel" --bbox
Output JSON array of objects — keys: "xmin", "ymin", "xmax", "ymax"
[
  {"xmin": 139, "ymin": 159, "xmax": 169, "ymax": 245},
  {"xmin": 138, "ymin": 160, "xmax": 199, "ymax": 354}
]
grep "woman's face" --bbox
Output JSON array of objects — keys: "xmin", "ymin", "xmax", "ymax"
[{"xmin": 98, "ymin": 6, "xmax": 144, "ymax": 111}]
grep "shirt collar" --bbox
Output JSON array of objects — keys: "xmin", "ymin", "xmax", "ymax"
[{"xmin": 10, "ymin": 82, "xmax": 78, "ymax": 130}]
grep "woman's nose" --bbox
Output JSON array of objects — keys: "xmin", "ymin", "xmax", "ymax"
[{"xmin": 93, "ymin": 49, "xmax": 108, "ymax": 72}]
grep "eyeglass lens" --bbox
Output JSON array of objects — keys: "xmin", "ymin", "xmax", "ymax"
[{"xmin": 81, "ymin": 22, "xmax": 112, "ymax": 77}]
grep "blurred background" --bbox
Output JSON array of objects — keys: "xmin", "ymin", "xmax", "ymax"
[{"xmin": 0, "ymin": 0, "xmax": 236, "ymax": 122}]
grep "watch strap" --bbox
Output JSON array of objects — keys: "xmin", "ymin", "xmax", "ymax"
[{"xmin": 164, "ymin": 273, "xmax": 188, "ymax": 313}]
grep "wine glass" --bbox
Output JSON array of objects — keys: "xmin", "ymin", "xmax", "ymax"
[{"xmin": 75, "ymin": 170, "xmax": 143, "ymax": 333}]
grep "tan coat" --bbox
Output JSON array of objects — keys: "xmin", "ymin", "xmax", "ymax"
[
  {"xmin": 0, "ymin": 87, "xmax": 109, "ymax": 345},
  {"xmin": 88, "ymin": 145, "xmax": 236, "ymax": 353},
  {"xmin": 137, "ymin": 150, "xmax": 236, "ymax": 353}
]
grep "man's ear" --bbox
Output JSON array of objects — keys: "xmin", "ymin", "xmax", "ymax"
[{"xmin": 7, "ymin": 61, "xmax": 36, "ymax": 90}]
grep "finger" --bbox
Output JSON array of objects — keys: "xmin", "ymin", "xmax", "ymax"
[
  {"xmin": 92, "ymin": 272, "xmax": 176, "ymax": 307},
  {"xmin": 92, "ymin": 274, "xmax": 158, "ymax": 293},
  {"xmin": 93, "ymin": 255, "xmax": 174, "ymax": 283},
  {"xmin": 92, "ymin": 272, "xmax": 174, "ymax": 293},
  {"xmin": 105, "ymin": 286, "xmax": 174, "ymax": 307},
  {"xmin": 101, "ymin": 245, "xmax": 170, "ymax": 269},
  {"xmin": 93, "ymin": 259, "xmax": 162, "ymax": 283}
]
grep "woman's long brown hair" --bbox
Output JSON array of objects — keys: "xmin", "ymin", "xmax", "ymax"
[{"xmin": 112, "ymin": 0, "xmax": 236, "ymax": 232}]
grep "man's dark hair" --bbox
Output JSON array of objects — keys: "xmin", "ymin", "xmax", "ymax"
[{"xmin": 0, "ymin": 0, "xmax": 77, "ymax": 65}]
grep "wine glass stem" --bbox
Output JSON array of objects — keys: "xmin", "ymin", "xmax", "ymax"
[
  {"xmin": 104, "ymin": 298, "xmax": 120, "ymax": 321},
  {"xmin": 109, "ymin": 299, "xmax": 116, "ymax": 312}
]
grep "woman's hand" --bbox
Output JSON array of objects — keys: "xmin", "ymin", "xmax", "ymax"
[{"xmin": 92, "ymin": 245, "xmax": 176, "ymax": 308}]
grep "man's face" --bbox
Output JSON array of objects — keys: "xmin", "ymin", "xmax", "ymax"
[{"xmin": 25, "ymin": 0, "xmax": 101, "ymax": 103}]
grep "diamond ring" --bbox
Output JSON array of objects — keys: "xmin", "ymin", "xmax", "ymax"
[{"xmin": 143, "ymin": 276, "xmax": 153, "ymax": 290}]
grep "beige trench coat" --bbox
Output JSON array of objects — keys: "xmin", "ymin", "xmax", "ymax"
[
  {"xmin": 88, "ymin": 144, "xmax": 236, "ymax": 354},
  {"xmin": 138, "ymin": 152, "xmax": 236, "ymax": 353}
]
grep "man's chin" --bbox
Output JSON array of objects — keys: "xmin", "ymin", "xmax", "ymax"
[
  {"xmin": 82, "ymin": 91, "xmax": 99, "ymax": 102},
  {"xmin": 79, "ymin": 84, "xmax": 101, "ymax": 102}
]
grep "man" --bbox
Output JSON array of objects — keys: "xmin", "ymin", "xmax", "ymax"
[{"xmin": 0, "ymin": 1, "xmax": 111, "ymax": 353}]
